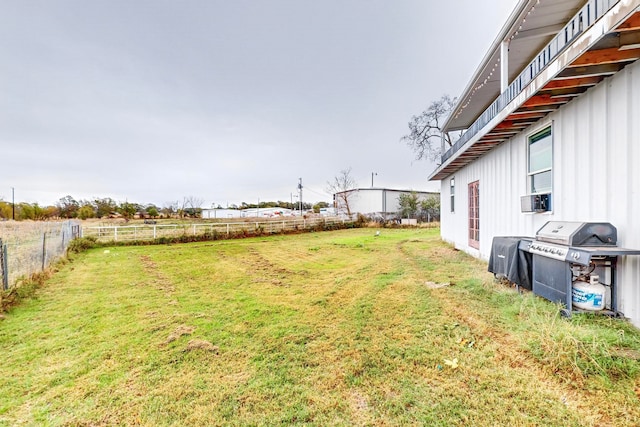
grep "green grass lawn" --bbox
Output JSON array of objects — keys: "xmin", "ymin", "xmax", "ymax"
[{"xmin": 1, "ymin": 228, "xmax": 640, "ymax": 426}]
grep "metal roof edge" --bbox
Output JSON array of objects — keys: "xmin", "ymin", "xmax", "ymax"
[
  {"xmin": 430, "ymin": 95, "xmax": 523, "ymax": 181},
  {"xmin": 335, "ymin": 188, "xmax": 440, "ymax": 195},
  {"xmin": 443, "ymin": 0, "xmax": 534, "ymax": 132}
]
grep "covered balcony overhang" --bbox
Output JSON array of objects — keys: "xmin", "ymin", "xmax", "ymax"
[{"xmin": 430, "ymin": 0, "xmax": 640, "ymax": 181}]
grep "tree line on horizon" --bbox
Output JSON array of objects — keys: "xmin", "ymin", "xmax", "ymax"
[{"xmin": 0, "ymin": 195, "xmax": 331, "ymax": 221}]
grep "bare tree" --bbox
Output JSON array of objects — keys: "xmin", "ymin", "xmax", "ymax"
[
  {"xmin": 162, "ymin": 201, "xmax": 180, "ymax": 218},
  {"xmin": 401, "ymin": 94, "xmax": 459, "ymax": 163},
  {"xmin": 182, "ymin": 196, "xmax": 204, "ymax": 218},
  {"xmin": 326, "ymin": 168, "xmax": 358, "ymax": 217}
]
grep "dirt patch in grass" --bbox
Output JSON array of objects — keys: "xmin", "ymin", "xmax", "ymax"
[
  {"xmin": 244, "ymin": 248, "xmax": 296, "ymax": 286},
  {"xmin": 165, "ymin": 325, "xmax": 196, "ymax": 344},
  {"xmin": 425, "ymin": 281, "xmax": 451, "ymax": 289},
  {"xmin": 348, "ymin": 390, "xmax": 371, "ymax": 423},
  {"xmin": 139, "ymin": 254, "xmax": 176, "ymax": 293},
  {"xmin": 611, "ymin": 347, "xmax": 640, "ymax": 360},
  {"xmin": 186, "ymin": 339, "xmax": 219, "ymax": 353}
]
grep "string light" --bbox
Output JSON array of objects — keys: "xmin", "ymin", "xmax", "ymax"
[
  {"xmin": 454, "ymin": 58, "xmax": 501, "ymax": 118},
  {"xmin": 454, "ymin": 0, "xmax": 542, "ymax": 120},
  {"xmin": 510, "ymin": 0, "xmax": 541, "ymax": 41}
]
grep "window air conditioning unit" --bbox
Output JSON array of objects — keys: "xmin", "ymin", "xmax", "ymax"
[{"xmin": 520, "ymin": 193, "xmax": 551, "ymax": 213}]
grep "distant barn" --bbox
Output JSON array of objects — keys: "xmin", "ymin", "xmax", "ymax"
[
  {"xmin": 333, "ymin": 188, "xmax": 439, "ymax": 221},
  {"xmin": 201, "ymin": 207, "xmax": 295, "ymax": 219}
]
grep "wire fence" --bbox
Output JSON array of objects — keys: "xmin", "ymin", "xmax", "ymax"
[
  {"xmin": 0, "ymin": 221, "xmax": 81, "ymax": 290},
  {"xmin": 82, "ymin": 217, "xmax": 353, "ymax": 243}
]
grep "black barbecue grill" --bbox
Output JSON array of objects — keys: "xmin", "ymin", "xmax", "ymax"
[
  {"xmin": 488, "ymin": 236, "xmax": 532, "ymax": 290},
  {"xmin": 517, "ymin": 221, "xmax": 640, "ymax": 317}
]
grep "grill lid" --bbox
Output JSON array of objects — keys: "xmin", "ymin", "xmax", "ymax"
[{"xmin": 535, "ymin": 221, "xmax": 617, "ymax": 246}]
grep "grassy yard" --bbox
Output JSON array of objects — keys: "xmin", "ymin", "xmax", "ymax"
[{"xmin": 1, "ymin": 228, "xmax": 640, "ymax": 426}]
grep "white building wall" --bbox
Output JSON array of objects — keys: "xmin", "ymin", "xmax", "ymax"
[
  {"xmin": 384, "ymin": 190, "xmax": 403, "ymax": 214},
  {"xmin": 439, "ymin": 59, "xmax": 640, "ymax": 326},
  {"xmin": 350, "ymin": 189, "xmax": 385, "ymax": 214},
  {"xmin": 201, "ymin": 209, "xmax": 243, "ymax": 219},
  {"xmin": 340, "ymin": 189, "xmax": 437, "ymax": 217}
]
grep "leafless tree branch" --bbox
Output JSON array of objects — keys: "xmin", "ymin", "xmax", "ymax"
[{"xmin": 401, "ymin": 94, "xmax": 460, "ymax": 163}]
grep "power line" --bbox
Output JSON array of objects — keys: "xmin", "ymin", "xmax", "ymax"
[{"xmin": 304, "ymin": 186, "xmax": 331, "ymax": 197}]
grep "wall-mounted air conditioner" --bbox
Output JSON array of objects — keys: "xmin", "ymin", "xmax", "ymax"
[{"xmin": 520, "ymin": 193, "xmax": 551, "ymax": 213}]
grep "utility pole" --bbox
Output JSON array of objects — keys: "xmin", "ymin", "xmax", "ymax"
[
  {"xmin": 298, "ymin": 178, "xmax": 303, "ymax": 215},
  {"xmin": 11, "ymin": 187, "xmax": 15, "ymax": 220},
  {"xmin": 371, "ymin": 172, "xmax": 377, "ymax": 188}
]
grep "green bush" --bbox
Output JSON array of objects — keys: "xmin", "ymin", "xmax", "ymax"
[{"xmin": 67, "ymin": 236, "xmax": 98, "ymax": 253}]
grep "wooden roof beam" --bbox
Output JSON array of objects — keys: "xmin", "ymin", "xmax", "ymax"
[
  {"xmin": 482, "ymin": 137, "xmax": 514, "ymax": 142},
  {"xmin": 510, "ymin": 106, "xmax": 557, "ymax": 114},
  {"xmin": 539, "ymin": 87, "xmax": 589, "ymax": 98},
  {"xmin": 510, "ymin": 120, "xmax": 543, "ymax": 126},
  {"xmin": 477, "ymin": 143, "xmax": 503, "ymax": 147},
  {"xmin": 616, "ymin": 12, "xmax": 640, "ymax": 32},
  {"xmin": 522, "ymin": 94, "xmax": 573, "ymax": 107},
  {"xmin": 486, "ymin": 130, "xmax": 520, "ymax": 136},
  {"xmin": 506, "ymin": 111, "xmax": 547, "ymax": 118},
  {"xmin": 493, "ymin": 123, "xmax": 530, "ymax": 131},
  {"xmin": 555, "ymin": 63, "xmax": 625, "ymax": 79},
  {"xmin": 569, "ymin": 47, "xmax": 640, "ymax": 67},
  {"xmin": 542, "ymin": 76, "xmax": 603, "ymax": 90}
]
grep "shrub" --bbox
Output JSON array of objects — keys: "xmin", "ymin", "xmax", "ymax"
[
  {"xmin": 67, "ymin": 236, "xmax": 98, "ymax": 253},
  {"xmin": 355, "ymin": 213, "xmax": 368, "ymax": 227}
]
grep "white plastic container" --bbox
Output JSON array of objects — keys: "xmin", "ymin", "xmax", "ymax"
[{"xmin": 572, "ymin": 275, "xmax": 605, "ymax": 311}]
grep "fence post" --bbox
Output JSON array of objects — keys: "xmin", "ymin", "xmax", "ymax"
[
  {"xmin": 1, "ymin": 239, "xmax": 8, "ymax": 290},
  {"xmin": 42, "ymin": 233, "xmax": 47, "ymax": 271}
]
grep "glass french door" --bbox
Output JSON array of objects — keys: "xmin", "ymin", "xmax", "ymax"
[{"xmin": 468, "ymin": 181, "xmax": 479, "ymax": 249}]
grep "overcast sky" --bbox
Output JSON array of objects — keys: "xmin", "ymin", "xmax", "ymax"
[{"xmin": 1, "ymin": 0, "xmax": 518, "ymax": 208}]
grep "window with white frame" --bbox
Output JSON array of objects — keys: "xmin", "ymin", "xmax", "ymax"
[
  {"xmin": 528, "ymin": 126, "xmax": 552, "ymax": 194},
  {"xmin": 450, "ymin": 177, "xmax": 455, "ymax": 213}
]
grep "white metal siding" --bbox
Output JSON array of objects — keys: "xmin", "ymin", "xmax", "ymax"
[
  {"xmin": 384, "ymin": 190, "xmax": 402, "ymax": 214},
  {"xmin": 343, "ymin": 189, "xmax": 437, "ymax": 216},
  {"xmin": 439, "ymin": 60, "xmax": 640, "ymax": 326},
  {"xmin": 350, "ymin": 190, "xmax": 384, "ymax": 214}
]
